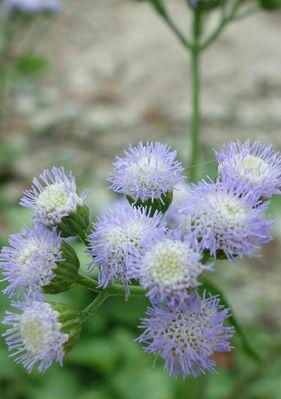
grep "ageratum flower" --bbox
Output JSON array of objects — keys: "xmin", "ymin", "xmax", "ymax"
[
  {"xmin": 4, "ymin": 0, "xmax": 60, "ymax": 14},
  {"xmin": 20, "ymin": 167, "xmax": 88, "ymax": 226},
  {"xmin": 216, "ymin": 140, "xmax": 281, "ymax": 198},
  {"xmin": 108, "ymin": 142, "xmax": 184, "ymax": 203},
  {"xmin": 2, "ymin": 301, "xmax": 69, "ymax": 373},
  {"xmin": 129, "ymin": 236, "xmax": 210, "ymax": 306},
  {"xmin": 137, "ymin": 292, "xmax": 233, "ymax": 378},
  {"xmin": 88, "ymin": 204, "xmax": 166, "ymax": 291},
  {"xmin": 178, "ymin": 177, "xmax": 272, "ymax": 259},
  {"xmin": 0, "ymin": 225, "xmax": 63, "ymax": 298}
]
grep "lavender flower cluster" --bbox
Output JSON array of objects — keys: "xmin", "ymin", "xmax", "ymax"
[
  {"xmin": 1, "ymin": 140, "xmax": 280, "ymax": 379},
  {"xmin": 3, "ymin": 0, "xmax": 60, "ymax": 15},
  {"xmin": 1, "ymin": 166, "xmax": 86, "ymax": 372}
]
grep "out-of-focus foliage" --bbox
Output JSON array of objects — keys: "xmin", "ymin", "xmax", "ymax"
[
  {"xmin": 14, "ymin": 53, "xmax": 48, "ymax": 77},
  {"xmin": 258, "ymin": 0, "xmax": 281, "ymax": 11}
]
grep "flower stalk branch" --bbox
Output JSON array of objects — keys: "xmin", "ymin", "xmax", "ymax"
[
  {"xmin": 200, "ymin": 0, "xmax": 245, "ymax": 51},
  {"xmin": 148, "ymin": 0, "xmax": 193, "ymax": 50},
  {"xmin": 80, "ymin": 292, "xmax": 109, "ymax": 323},
  {"xmin": 189, "ymin": 10, "xmax": 201, "ymax": 182},
  {"xmin": 78, "ymin": 273, "xmax": 147, "ymax": 297},
  {"xmin": 146, "ymin": 0, "xmax": 260, "ymax": 182}
]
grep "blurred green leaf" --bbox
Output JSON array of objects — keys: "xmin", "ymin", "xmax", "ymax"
[
  {"xmin": 102, "ymin": 296, "xmax": 148, "ymax": 326},
  {"xmin": 111, "ymin": 365, "xmax": 175, "ymax": 399},
  {"xmin": 268, "ymin": 194, "xmax": 281, "ymax": 216},
  {"xmin": 26, "ymin": 368, "xmax": 80, "ymax": 399},
  {"xmin": 110, "ymin": 328, "xmax": 176, "ymax": 399},
  {"xmin": 66, "ymin": 339, "xmax": 118, "ymax": 373},
  {"xmin": 3, "ymin": 207, "xmax": 33, "ymax": 236},
  {"xmin": 14, "ymin": 54, "xmax": 48, "ymax": 77},
  {"xmin": 78, "ymin": 389, "xmax": 111, "ymax": 399}
]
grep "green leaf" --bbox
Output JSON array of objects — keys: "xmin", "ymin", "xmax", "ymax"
[
  {"xmin": 199, "ymin": 278, "xmax": 262, "ymax": 363},
  {"xmin": 26, "ymin": 368, "xmax": 80, "ymax": 399},
  {"xmin": 66, "ymin": 339, "xmax": 118, "ymax": 373},
  {"xmin": 15, "ymin": 53, "xmax": 48, "ymax": 77},
  {"xmin": 111, "ymin": 365, "xmax": 175, "ymax": 399}
]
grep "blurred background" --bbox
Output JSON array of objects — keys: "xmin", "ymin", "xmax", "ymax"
[{"xmin": 0, "ymin": 1, "xmax": 281, "ymax": 398}]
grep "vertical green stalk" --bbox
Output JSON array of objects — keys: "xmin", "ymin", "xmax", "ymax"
[
  {"xmin": 189, "ymin": 11, "xmax": 201, "ymax": 182},
  {"xmin": 0, "ymin": 63, "xmax": 4, "ymax": 131},
  {"xmin": 0, "ymin": 19, "xmax": 14, "ymax": 132},
  {"xmin": 0, "ymin": 62, "xmax": 7, "ymax": 132},
  {"xmin": 0, "ymin": 19, "xmax": 6, "ymax": 131}
]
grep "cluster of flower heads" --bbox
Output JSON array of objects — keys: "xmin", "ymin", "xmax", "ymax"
[
  {"xmin": 0, "ymin": 166, "xmax": 86, "ymax": 372},
  {"xmin": 0, "ymin": 140, "xmax": 280, "ymax": 378},
  {"xmin": 88, "ymin": 204, "xmax": 166, "ymax": 292}
]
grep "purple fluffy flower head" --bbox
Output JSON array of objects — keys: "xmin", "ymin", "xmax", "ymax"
[
  {"xmin": 178, "ymin": 177, "xmax": 272, "ymax": 259},
  {"xmin": 216, "ymin": 140, "xmax": 281, "ymax": 199},
  {"xmin": 137, "ymin": 292, "xmax": 233, "ymax": 379},
  {"xmin": 2, "ymin": 300, "xmax": 69, "ymax": 373},
  {"xmin": 20, "ymin": 167, "xmax": 88, "ymax": 227},
  {"xmin": 129, "ymin": 235, "xmax": 211, "ymax": 306},
  {"xmin": 108, "ymin": 142, "xmax": 184, "ymax": 203},
  {"xmin": 4, "ymin": 0, "xmax": 60, "ymax": 14},
  {"xmin": 0, "ymin": 225, "xmax": 63, "ymax": 298},
  {"xmin": 88, "ymin": 203, "xmax": 166, "ymax": 291}
]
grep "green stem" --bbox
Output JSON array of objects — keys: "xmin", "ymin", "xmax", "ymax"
[
  {"xmin": 148, "ymin": 0, "xmax": 193, "ymax": 50},
  {"xmin": 189, "ymin": 11, "xmax": 201, "ymax": 183},
  {"xmin": 78, "ymin": 274, "xmax": 101, "ymax": 293},
  {"xmin": 0, "ymin": 19, "xmax": 14, "ymax": 131},
  {"xmin": 78, "ymin": 232, "xmax": 89, "ymax": 246},
  {"xmin": 0, "ymin": 61, "xmax": 5, "ymax": 131},
  {"xmin": 233, "ymin": 5, "xmax": 261, "ymax": 22},
  {"xmin": 200, "ymin": 1, "xmax": 244, "ymax": 51},
  {"xmin": 80, "ymin": 292, "xmax": 109, "ymax": 322},
  {"xmin": 78, "ymin": 273, "xmax": 146, "ymax": 297}
]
